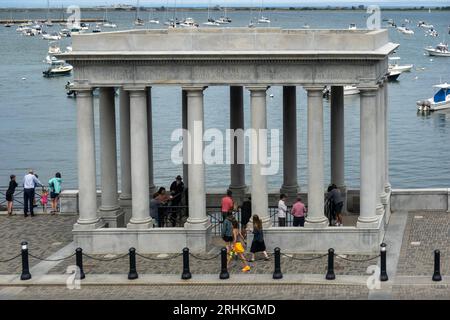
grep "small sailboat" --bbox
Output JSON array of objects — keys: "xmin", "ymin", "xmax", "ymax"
[
  {"xmin": 424, "ymin": 43, "xmax": 450, "ymax": 57},
  {"xmin": 103, "ymin": 7, "xmax": 117, "ymax": 28},
  {"xmin": 44, "ymin": 0, "xmax": 53, "ymax": 26},
  {"xmin": 148, "ymin": 8, "xmax": 159, "ymax": 24},
  {"xmin": 180, "ymin": 17, "xmax": 198, "ymax": 28},
  {"xmin": 92, "ymin": 25, "xmax": 102, "ymax": 33},
  {"xmin": 397, "ymin": 25, "xmax": 414, "ymax": 35},
  {"xmin": 257, "ymin": 0, "xmax": 270, "ymax": 23},
  {"xmin": 203, "ymin": 2, "xmax": 220, "ymax": 26},
  {"xmin": 216, "ymin": 8, "xmax": 231, "ymax": 24},
  {"xmin": 134, "ymin": 0, "xmax": 145, "ymax": 26},
  {"xmin": 417, "ymin": 83, "xmax": 450, "ymax": 112}
]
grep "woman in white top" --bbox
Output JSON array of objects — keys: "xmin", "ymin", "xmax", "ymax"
[{"xmin": 277, "ymin": 194, "xmax": 288, "ymax": 227}]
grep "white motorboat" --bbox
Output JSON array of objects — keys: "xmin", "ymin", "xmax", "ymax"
[
  {"xmin": 425, "ymin": 29, "xmax": 438, "ymax": 37},
  {"xmin": 397, "ymin": 26, "xmax": 414, "ymax": 35},
  {"xmin": 180, "ymin": 17, "xmax": 198, "ymax": 28},
  {"xmin": 302, "ymin": 23, "xmax": 310, "ymax": 29},
  {"xmin": 348, "ymin": 23, "xmax": 357, "ymax": 30},
  {"xmin": 322, "ymin": 85, "xmax": 360, "ymax": 99},
  {"xmin": 148, "ymin": 19, "xmax": 159, "ymax": 24},
  {"xmin": 48, "ymin": 42, "xmax": 61, "ymax": 54},
  {"xmin": 424, "ymin": 43, "xmax": 450, "ymax": 57},
  {"xmin": 103, "ymin": 22, "xmax": 117, "ymax": 28},
  {"xmin": 216, "ymin": 7, "xmax": 231, "ymax": 24},
  {"xmin": 43, "ymin": 63, "xmax": 73, "ymax": 77},
  {"xmin": 92, "ymin": 25, "xmax": 101, "ymax": 33},
  {"xmin": 388, "ymin": 57, "xmax": 413, "ymax": 73},
  {"xmin": 42, "ymin": 32, "xmax": 61, "ymax": 40},
  {"xmin": 44, "ymin": 55, "xmax": 65, "ymax": 65},
  {"xmin": 258, "ymin": 16, "xmax": 270, "ymax": 24},
  {"xmin": 203, "ymin": 21, "xmax": 221, "ymax": 26},
  {"xmin": 417, "ymin": 83, "xmax": 450, "ymax": 112},
  {"xmin": 59, "ymin": 28, "xmax": 71, "ymax": 37},
  {"xmin": 387, "ymin": 70, "xmax": 401, "ymax": 82},
  {"xmin": 418, "ymin": 21, "xmax": 434, "ymax": 29}
]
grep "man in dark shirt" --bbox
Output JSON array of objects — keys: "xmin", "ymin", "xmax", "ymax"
[
  {"xmin": 240, "ymin": 197, "xmax": 252, "ymax": 239},
  {"xmin": 169, "ymin": 175, "xmax": 184, "ymax": 226}
]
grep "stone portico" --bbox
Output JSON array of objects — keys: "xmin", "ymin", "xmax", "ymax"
[{"xmin": 58, "ymin": 28, "xmax": 398, "ymax": 254}]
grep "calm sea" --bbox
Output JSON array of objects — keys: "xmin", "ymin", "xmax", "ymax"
[{"xmin": 0, "ymin": 9, "xmax": 449, "ymax": 190}]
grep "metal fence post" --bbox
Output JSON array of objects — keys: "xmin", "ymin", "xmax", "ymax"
[
  {"xmin": 128, "ymin": 247, "xmax": 138, "ymax": 280},
  {"xmin": 181, "ymin": 247, "xmax": 192, "ymax": 280},
  {"xmin": 325, "ymin": 248, "xmax": 335, "ymax": 280},
  {"xmin": 272, "ymin": 247, "xmax": 283, "ymax": 279},
  {"xmin": 380, "ymin": 243, "xmax": 388, "ymax": 281},
  {"xmin": 75, "ymin": 248, "xmax": 85, "ymax": 280},
  {"xmin": 219, "ymin": 247, "xmax": 229, "ymax": 279},
  {"xmin": 20, "ymin": 241, "xmax": 31, "ymax": 280},
  {"xmin": 432, "ymin": 249, "xmax": 442, "ymax": 282}
]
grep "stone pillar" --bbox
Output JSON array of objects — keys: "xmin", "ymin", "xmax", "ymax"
[
  {"xmin": 377, "ymin": 83, "xmax": 386, "ymax": 216},
  {"xmin": 304, "ymin": 86, "xmax": 328, "ymax": 228},
  {"xmin": 99, "ymin": 87, "xmax": 124, "ymax": 227},
  {"xmin": 126, "ymin": 87, "xmax": 152, "ymax": 229},
  {"xmin": 146, "ymin": 87, "xmax": 156, "ymax": 195},
  {"xmin": 229, "ymin": 86, "xmax": 247, "ymax": 200},
  {"xmin": 383, "ymin": 79, "xmax": 391, "ymax": 194},
  {"xmin": 357, "ymin": 87, "xmax": 381, "ymax": 228},
  {"xmin": 184, "ymin": 87, "xmax": 210, "ymax": 230},
  {"xmin": 74, "ymin": 87, "xmax": 101, "ymax": 230},
  {"xmin": 182, "ymin": 89, "xmax": 188, "ymax": 189},
  {"xmin": 330, "ymin": 86, "xmax": 345, "ymax": 188},
  {"xmin": 280, "ymin": 86, "xmax": 299, "ymax": 198},
  {"xmin": 119, "ymin": 88, "xmax": 132, "ymax": 222},
  {"xmin": 248, "ymin": 86, "xmax": 270, "ymax": 227}
]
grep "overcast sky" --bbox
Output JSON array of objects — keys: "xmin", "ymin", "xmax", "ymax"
[{"xmin": 1, "ymin": 0, "xmax": 448, "ymax": 8}]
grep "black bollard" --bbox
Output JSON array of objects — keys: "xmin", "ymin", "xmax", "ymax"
[
  {"xmin": 128, "ymin": 247, "xmax": 138, "ymax": 280},
  {"xmin": 20, "ymin": 241, "xmax": 31, "ymax": 281},
  {"xmin": 181, "ymin": 247, "xmax": 192, "ymax": 280},
  {"xmin": 75, "ymin": 248, "xmax": 85, "ymax": 280},
  {"xmin": 379, "ymin": 243, "xmax": 388, "ymax": 281},
  {"xmin": 432, "ymin": 250, "xmax": 442, "ymax": 282},
  {"xmin": 272, "ymin": 247, "xmax": 283, "ymax": 279},
  {"xmin": 219, "ymin": 247, "xmax": 229, "ymax": 280},
  {"xmin": 325, "ymin": 248, "xmax": 335, "ymax": 280}
]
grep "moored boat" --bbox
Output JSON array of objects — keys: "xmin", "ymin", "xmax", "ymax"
[
  {"xmin": 388, "ymin": 57, "xmax": 413, "ymax": 73},
  {"xmin": 43, "ymin": 63, "xmax": 73, "ymax": 77},
  {"xmin": 424, "ymin": 43, "xmax": 450, "ymax": 57},
  {"xmin": 417, "ymin": 83, "xmax": 450, "ymax": 112}
]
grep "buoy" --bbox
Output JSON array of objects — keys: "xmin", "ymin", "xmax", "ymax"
[{"xmin": 22, "ymin": 77, "xmax": 26, "ymax": 80}]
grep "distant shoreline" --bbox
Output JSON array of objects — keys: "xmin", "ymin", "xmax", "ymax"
[{"xmin": 0, "ymin": 7, "xmax": 449, "ymax": 12}]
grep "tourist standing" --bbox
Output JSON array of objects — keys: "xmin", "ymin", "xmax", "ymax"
[
  {"xmin": 48, "ymin": 172, "xmax": 62, "ymax": 214},
  {"xmin": 150, "ymin": 192, "xmax": 161, "ymax": 227},
  {"xmin": 240, "ymin": 196, "xmax": 252, "ymax": 238},
  {"xmin": 327, "ymin": 184, "xmax": 344, "ymax": 226},
  {"xmin": 169, "ymin": 175, "xmax": 184, "ymax": 225},
  {"xmin": 291, "ymin": 197, "xmax": 307, "ymax": 227},
  {"xmin": 22, "ymin": 170, "xmax": 42, "ymax": 217},
  {"xmin": 277, "ymin": 194, "xmax": 288, "ymax": 227},
  {"xmin": 249, "ymin": 215, "xmax": 270, "ymax": 262},
  {"xmin": 156, "ymin": 187, "xmax": 172, "ymax": 227},
  {"xmin": 6, "ymin": 175, "xmax": 18, "ymax": 216},
  {"xmin": 221, "ymin": 212, "xmax": 233, "ymax": 252},
  {"xmin": 221, "ymin": 189, "xmax": 234, "ymax": 223}
]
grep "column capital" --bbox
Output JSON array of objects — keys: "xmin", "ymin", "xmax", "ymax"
[
  {"xmin": 358, "ymin": 85, "xmax": 379, "ymax": 95},
  {"xmin": 123, "ymin": 85, "xmax": 148, "ymax": 92},
  {"xmin": 182, "ymin": 86, "xmax": 207, "ymax": 92},
  {"xmin": 246, "ymin": 85, "xmax": 269, "ymax": 92},
  {"xmin": 303, "ymin": 85, "xmax": 324, "ymax": 92}
]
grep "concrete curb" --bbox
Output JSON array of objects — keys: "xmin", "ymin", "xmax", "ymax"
[{"xmin": 0, "ymin": 274, "xmax": 369, "ymax": 287}]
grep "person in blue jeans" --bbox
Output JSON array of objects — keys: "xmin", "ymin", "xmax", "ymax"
[
  {"xmin": 48, "ymin": 172, "xmax": 62, "ymax": 214},
  {"xmin": 22, "ymin": 170, "xmax": 42, "ymax": 217}
]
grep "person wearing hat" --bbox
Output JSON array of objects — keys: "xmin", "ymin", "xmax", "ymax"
[
  {"xmin": 169, "ymin": 175, "xmax": 185, "ymax": 226},
  {"xmin": 22, "ymin": 169, "xmax": 42, "ymax": 217}
]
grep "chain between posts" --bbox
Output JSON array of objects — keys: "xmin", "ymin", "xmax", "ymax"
[
  {"xmin": 28, "ymin": 252, "xmax": 76, "ymax": 262},
  {"xmin": 0, "ymin": 253, "xmax": 22, "ymax": 263},
  {"xmin": 334, "ymin": 254, "xmax": 381, "ymax": 262},
  {"xmin": 189, "ymin": 252, "xmax": 221, "ymax": 261},
  {"xmin": 82, "ymin": 252, "xmax": 129, "ymax": 262},
  {"xmin": 281, "ymin": 252, "xmax": 328, "ymax": 261},
  {"xmin": 135, "ymin": 252, "xmax": 183, "ymax": 261}
]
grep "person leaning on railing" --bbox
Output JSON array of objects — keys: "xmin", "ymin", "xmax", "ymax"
[
  {"xmin": 6, "ymin": 174, "xmax": 18, "ymax": 216},
  {"xmin": 48, "ymin": 172, "xmax": 62, "ymax": 215}
]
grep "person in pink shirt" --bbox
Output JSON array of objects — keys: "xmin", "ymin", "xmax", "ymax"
[
  {"xmin": 290, "ymin": 197, "xmax": 307, "ymax": 227},
  {"xmin": 221, "ymin": 189, "xmax": 234, "ymax": 222}
]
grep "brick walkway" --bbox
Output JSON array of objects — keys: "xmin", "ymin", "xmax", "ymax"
[{"xmin": 396, "ymin": 211, "xmax": 449, "ymax": 276}]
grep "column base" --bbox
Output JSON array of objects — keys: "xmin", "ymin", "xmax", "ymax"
[
  {"xmin": 99, "ymin": 207, "xmax": 125, "ymax": 228},
  {"xmin": 304, "ymin": 217, "xmax": 328, "ymax": 228},
  {"xmin": 376, "ymin": 203, "xmax": 385, "ymax": 216},
  {"xmin": 380, "ymin": 192, "xmax": 389, "ymax": 205},
  {"xmin": 356, "ymin": 216, "xmax": 380, "ymax": 229},
  {"xmin": 73, "ymin": 219, "xmax": 105, "ymax": 231},
  {"xmin": 184, "ymin": 218, "xmax": 211, "ymax": 231},
  {"xmin": 127, "ymin": 218, "xmax": 153, "ymax": 230}
]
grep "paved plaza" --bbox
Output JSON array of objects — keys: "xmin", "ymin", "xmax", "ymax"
[{"xmin": 0, "ymin": 210, "xmax": 448, "ymax": 299}]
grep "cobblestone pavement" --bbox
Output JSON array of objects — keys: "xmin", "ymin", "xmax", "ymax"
[
  {"xmin": 0, "ymin": 214, "xmax": 77, "ymax": 274},
  {"xmin": 391, "ymin": 284, "xmax": 450, "ymax": 300},
  {"xmin": 2, "ymin": 284, "xmax": 371, "ymax": 300},
  {"xmin": 396, "ymin": 211, "xmax": 449, "ymax": 276}
]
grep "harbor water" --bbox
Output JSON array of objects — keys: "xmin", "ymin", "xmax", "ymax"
[{"xmin": 0, "ymin": 9, "xmax": 449, "ymax": 190}]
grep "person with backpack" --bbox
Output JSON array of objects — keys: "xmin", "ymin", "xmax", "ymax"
[
  {"xmin": 249, "ymin": 215, "xmax": 270, "ymax": 262},
  {"xmin": 221, "ymin": 212, "xmax": 234, "ymax": 252},
  {"xmin": 48, "ymin": 172, "xmax": 62, "ymax": 214}
]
